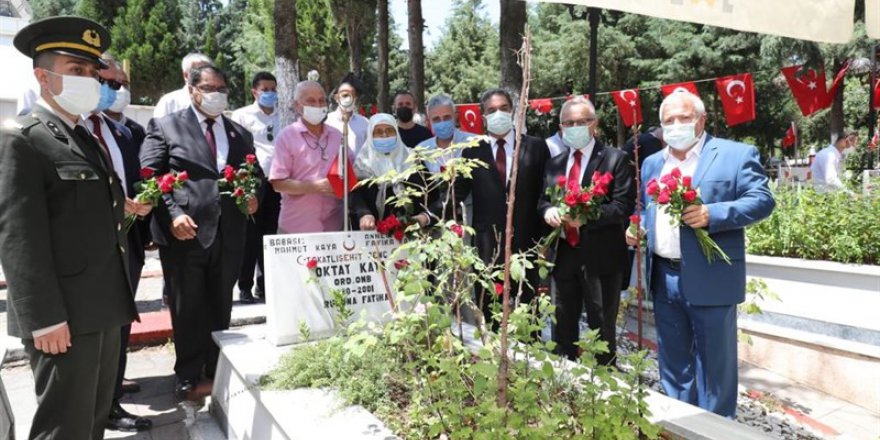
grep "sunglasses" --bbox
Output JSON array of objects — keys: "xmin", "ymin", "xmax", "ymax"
[
  {"xmin": 98, "ymin": 77, "xmax": 122, "ymax": 91},
  {"xmin": 267, "ymin": 124, "xmax": 274, "ymax": 142}
]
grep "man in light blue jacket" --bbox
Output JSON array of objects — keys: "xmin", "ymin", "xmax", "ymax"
[{"xmin": 628, "ymin": 90, "xmax": 775, "ymax": 418}]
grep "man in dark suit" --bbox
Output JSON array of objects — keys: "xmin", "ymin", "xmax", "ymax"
[
  {"xmin": 0, "ymin": 16, "xmax": 139, "ymax": 439},
  {"xmin": 539, "ymin": 96, "xmax": 635, "ymax": 365},
  {"xmin": 141, "ymin": 65, "xmax": 258, "ymax": 398},
  {"xmin": 86, "ymin": 57, "xmax": 154, "ymax": 431},
  {"xmin": 429, "ymin": 88, "xmax": 549, "ymax": 326}
]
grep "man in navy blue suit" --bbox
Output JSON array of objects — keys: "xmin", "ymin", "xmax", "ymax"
[
  {"xmin": 628, "ymin": 90, "xmax": 774, "ymax": 418},
  {"xmin": 85, "ymin": 56, "xmax": 153, "ymax": 432}
]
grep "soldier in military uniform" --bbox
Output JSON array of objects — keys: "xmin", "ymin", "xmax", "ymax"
[{"xmin": 0, "ymin": 16, "xmax": 140, "ymax": 439}]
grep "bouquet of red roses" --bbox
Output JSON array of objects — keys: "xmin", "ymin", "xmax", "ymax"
[
  {"xmin": 541, "ymin": 170, "xmax": 613, "ymax": 250},
  {"xmin": 376, "ymin": 213, "xmax": 409, "ymax": 242},
  {"xmin": 219, "ymin": 154, "xmax": 260, "ymax": 219},
  {"xmin": 646, "ymin": 167, "xmax": 730, "ymax": 264},
  {"xmin": 125, "ymin": 168, "xmax": 187, "ymax": 232}
]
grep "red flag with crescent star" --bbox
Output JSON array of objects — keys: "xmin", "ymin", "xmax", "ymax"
[
  {"xmin": 457, "ymin": 104, "xmax": 483, "ymax": 134},
  {"xmin": 715, "ymin": 73, "xmax": 756, "ymax": 127},
  {"xmin": 611, "ymin": 88, "xmax": 643, "ymax": 127},
  {"xmin": 781, "ymin": 122, "xmax": 797, "ymax": 148},
  {"xmin": 529, "ymin": 98, "xmax": 553, "ymax": 114},
  {"xmin": 660, "ymin": 81, "xmax": 700, "ymax": 97},
  {"xmin": 781, "ymin": 63, "xmax": 849, "ymax": 117},
  {"xmin": 873, "ymin": 78, "xmax": 880, "ymax": 108}
]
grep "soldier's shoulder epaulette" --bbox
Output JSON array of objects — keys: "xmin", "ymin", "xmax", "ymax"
[{"xmin": 2, "ymin": 114, "xmax": 41, "ymax": 133}]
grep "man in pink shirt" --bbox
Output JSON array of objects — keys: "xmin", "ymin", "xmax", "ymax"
[{"xmin": 270, "ymin": 80, "xmax": 345, "ymax": 233}]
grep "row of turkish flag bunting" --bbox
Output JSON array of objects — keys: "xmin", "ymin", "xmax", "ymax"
[{"xmin": 354, "ymin": 63, "xmax": 867, "ymax": 137}]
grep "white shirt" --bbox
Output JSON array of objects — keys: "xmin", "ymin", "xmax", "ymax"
[
  {"xmin": 231, "ymin": 102, "xmax": 279, "ymax": 172},
  {"xmin": 546, "ymin": 132, "xmax": 566, "ymax": 158},
  {"xmin": 654, "ymin": 132, "xmax": 706, "ymax": 259},
  {"xmin": 416, "ymin": 129, "xmax": 476, "ymax": 174},
  {"xmin": 326, "ymin": 109, "xmax": 369, "ymax": 158},
  {"xmin": 490, "ymin": 130, "xmax": 516, "ymax": 183},
  {"xmin": 192, "ymin": 106, "xmax": 230, "ymax": 172},
  {"xmin": 16, "ymin": 85, "xmax": 38, "ymax": 116},
  {"xmin": 84, "ymin": 114, "xmax": 129, "ymax": 197},
  {"xmin": 153, "ymin": 86, "xmax": 191, "ymax": 118},
  {"xmin": 563, "ymin": 140, "xmax": 595, "ymax": 185},
  {"xmin": 811, "ymin": 145, "xmax": 846, "ymax": 193}
]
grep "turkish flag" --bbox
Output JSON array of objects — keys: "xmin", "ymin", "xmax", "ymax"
[
  {"xmin": 781, "ymin": 63, "xmax": 849, "ymax": 117},
  {"xmin": 358, "ymin": 106, "xmax": 366, "ymax": 116},
  {"xmin": 781, "ymin": 122, "xmax": 797, "ymax": 148},
  {"xmin": 715, "ymin": 73, "xmax": 756, "ymax": 127},
  {"xmin": 326, "ymin": 151, "xmax": 358, "ymax": 198},
  {"xmin": 370, "ymin": 104, "xmax": 378, "ymax": 116},
  {"xmin": 529, "ymin": 98, "xmax": 553, "ymax": 114},
  {"xmin": 873, "ymin": 79, "xmax": 880, "ymax": 108},
  {"xmin": 457, "ymin": 104, "xmax": 483, "ymax": 134},
  {"xmin": 660, "ymin": 81, "xmax": 700, "ymax": 97},
  {"xmin": 611, "ymin": 89, "xmax": 643, "ymax": 127}
]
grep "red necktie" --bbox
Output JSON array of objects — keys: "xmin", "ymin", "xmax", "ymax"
[
  {"xmin": 565, "ymin": 150, "xmax": 583, "ymax": 247},
  {"xmin": 495, "ymin": 139, "xmax": 507, "ymax": 183},
  {"xmin": 205, "ymin": 118, "xmax": 217, "ymax": 160},
  {"xmin": 87, "ymin": 114, "xmax": 113, "ymax": 167}
]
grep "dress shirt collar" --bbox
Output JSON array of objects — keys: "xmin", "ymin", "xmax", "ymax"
[
  {"xmin": 490, "ymin": 130, "xmax": 515, "ymax": 150},
  {"xmin": 35, "ymin": 98, "xmax": 78, "ymax": 128},
  {"xmin": 191, "ymin": 105, "xmax": 222, "ymax": 126},
  {"xmin": 566, "ymin": 138, "xmax": 595, "ymax": 162},
  {"xmin": 252, "ymin": 102, "xmax": 277, "ymax": 117}
]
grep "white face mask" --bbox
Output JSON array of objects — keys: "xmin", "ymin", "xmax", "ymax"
[
  {"xmin": 45, "ymin": 70, "xmax": 101, "ymax": 116},
  {"xmin": 302, "ymin": 105, "xmax": 328, "ymax": 125},
  {"xmin": 663, "ymin": 122, "xmax": 699, "ymax": 151},
  {"xmin": 486, "ymin": 110, "xmax": 513, "ymax": 136},
  {"xmin": 199, "ymin": 92, "xmax": 228, "ymax": 116},
  {"xmin": 108, "ymin": 87, "xmax": 131, "ymax": 113}
]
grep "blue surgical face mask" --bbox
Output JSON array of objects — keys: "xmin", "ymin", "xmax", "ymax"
[
  {"xmin": 95, "ymin": 82, "xmax": 117, "ymax": 112},
  {"xmin": 258, "ymin": 91, "xmax": 278, "ymax": 109},
  {"xmin": 432, "ymin": 119, "xmax": 455, "ymax": 140},
  {"xmin": 562, "ymin": 125, "xmax": 593, "ymax": 150},
  {"xmin": 373, "ymin": 136, "xmax": 398, "ymax": 153}
]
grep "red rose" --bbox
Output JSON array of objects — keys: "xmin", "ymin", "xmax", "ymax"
[
  {"xmin": 376, "ymin": 219, "xmax": 390, "ymax": 235},
  {"xmin": 578, "ymin": 191, "xmax": 592, "ymax": 203},
  {"xmin": 223, "ymin": 165, "xmax": 235, "ymax": 183},
  {"xmin": 393, "ymin": 228, "xmax": 404, "ymax": 242},
  {"xmin": 600, "ymin": 172, "xmax": 613, "ymax": 186},
  {"xmin": 646, "ymin": 179, "xmax": 660, "ymax": 196},
  {"xmin": 140, "ymin": 168, "xmax": 155, "ymax": 179},
  {"xmin": 306, "ymin": 258, "xmax": 318, "ymax": 270},
  {"xmin": 567, "ymin": 181, "xmax": 580, "ymax": 194},
  {"xmin": 666, "ymin": 179, "xmax": 678, "ymax": 192},
  {"xmin": 670, "ymin": 167, "xmax": 682, "ymax": 179},
  {"xmin": 682, "ymin": 176, "xmax": 692, "ymax": 189},
  {"xmin": 682, "ymin": 189, "xmax": 697, "ymax": 203},
  {"xmin": 177, "ymin": 171, "xmax": 188, "ymax": 183},
  {"xmin": 630, "ymin": 214, "xmax": 640, "ymax": 225},
  {"xmin": 657, "ymin": 189, "xmax": 671, "ymax": 204},
  {"xmin": 450, "ymin": 223, "xmax": 463, "ymax": 238},
  {"xmin": 384, "ymin": 214, "xmax": 400, "ymax": 230},
  {"xmin": 440, "ymin": 166, "xmax": 446, "ymax": 173},
  {"xmin": 233, "ymin": 187, "xmax": 245, "ymax": 198},
  {"xmin": 592, "ymin": 185, "xmax": 607, "ymax": 198},
  {"xmin": 564, "ymin": 192, "xmax": 578, "ymax": 207},
  {"xmin": 494, "ymin": 283, "xmax": 504, "ymax": 296},
  {"xmin": 158, "ymin": 180, "xmax": 173, "ymax": 193},
  {"xmin": 591, "ymin": 170, "xmax": 601, "ymax": 184},
  {"xmin": 394, "ymin": 260, "xmax": 409, "ymax": 270},
  {"xmin": 660, "ymin": 174, "xmax": 675, "ymax": 186},
  {"xmin": 246, "ymin": 154, "xmax": 257, "ymax": 165},
  {"xmin": 556, "ymin": 176, "xmax": 567, "ymax": 188}
]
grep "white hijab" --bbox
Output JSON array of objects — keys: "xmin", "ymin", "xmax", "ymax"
[{"xmin": 354, "ymin": 113, "xmax": 411, "ymax": 218}]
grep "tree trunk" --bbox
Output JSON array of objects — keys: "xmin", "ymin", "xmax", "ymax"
[
  {"xmin": 377, "ymin": 0, "xmax": 390, "ymax": 112},
  {"xmin": 829, "ymin": 58, "xmax": 845, "ymax": 142},
  {"xmin": 347, "ymin": 21, "xmax": 363, "ymax": 76},
  {"xmin": 407, "ymin": 0, "xmax": 425, "ymax": 112},
  {"xmin": 275, "ymin": 0, "xmax": 299, "ymax": 128},
  {"xmin": 499, "ymin": 0, "xmax": 526, "ymax": 92}
]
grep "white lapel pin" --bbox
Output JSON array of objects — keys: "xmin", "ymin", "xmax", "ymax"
[{"xmin": 229, "ymin": 131, "xmax": 236, "ymax": 139}]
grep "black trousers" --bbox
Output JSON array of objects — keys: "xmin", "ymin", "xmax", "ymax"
[
  {"xmin": 24, "ymin": 329, "xmax": 120, "ymax": 440},
  {"xmin": 238, "ymin": 182, "xmax": 281, "ymax": 294},
  {"xmin": 474, "ymin": 229, "xmax": 537, "ymax": 328},
  {"xmin": 552, "ymin": 242, "xmax": 623, "ymax": 365},
  {"xmin": 159, "ymin": 230, "xmax": 240, "ymax": 381},
  {"xmin": 114, "ymin": 244, "xmax": 144, "ymax": 401}
]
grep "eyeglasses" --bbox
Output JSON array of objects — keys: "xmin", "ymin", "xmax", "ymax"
[
  {"xmin": 559, "ymin": 118, "xmax": 596, "ymax": 128},
  {"xmin": 97, "ymin": 77, "xmax": 122, "ymax": 91},
  {"xmin": 196, "ymin": 85, "xmax": 229, "ymax": 94},
  {"xmin": 267, "ymin": 124, "xmax": 274, "ymax": 142}
]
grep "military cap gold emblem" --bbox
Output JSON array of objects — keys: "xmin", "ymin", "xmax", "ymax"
[{"xmin": 82, "ymin": 29, "xmax": 101, "ymax": 47}]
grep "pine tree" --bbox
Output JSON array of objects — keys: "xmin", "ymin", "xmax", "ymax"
[
  {"xmin": 30, "ymin": 0, "xmax": 77, "ymax": 20},
  {"xmin": 111, "ymin": 0, "xmax": 182, "ymax": 103}
]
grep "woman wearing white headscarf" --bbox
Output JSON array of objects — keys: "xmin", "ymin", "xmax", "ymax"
[{"xmin": 352, "ymin": 113, "xmax": 433, "ymax": 230}]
